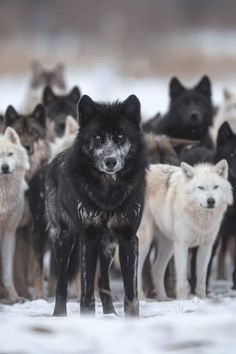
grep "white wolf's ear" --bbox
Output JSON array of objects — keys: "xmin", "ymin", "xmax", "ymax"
[
  {"xmin": 215, "ymin": 159, "xmax": 228, "ymax": 179},
  {"xmin": 65, "ymin": 116, "xmax": 78, "ymax": 136},
  {"xmin": 181, "ymin": 162, "xmax": 194, "ymax": 179},
  {"xmin": 4, "ymin": 127, "xmax": 21, "ymax": 145}
]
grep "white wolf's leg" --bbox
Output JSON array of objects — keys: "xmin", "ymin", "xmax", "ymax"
[
  {"xmin": 137, "ymin": 208, "xmax": 154, "ymax": 299},
  {"xmin": 195, "ymin": 243, "xmax": 213, "ymax": 298},
  {"xmin": 1, "ymin": 230, "xmax": 20, "ymax": 303},
  {"xmin": 174, "ymin": 242, "xmax": 190, "ymax": 300},
  {"xmin": 152, "ymin": 234, "xmax": 173, "ymax": 301},
  {"xmin": 138, "ymin": 242, "xmax": 151, "ymax": 299}
]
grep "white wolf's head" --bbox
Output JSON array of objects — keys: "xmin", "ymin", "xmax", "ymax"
[
  {"xmin": 0, "ymin": 127, "xmax": 30, "ymax": 176},
  {"xmin": 181, "ymin": 160, "xmax": 233, "ymax": 211}
]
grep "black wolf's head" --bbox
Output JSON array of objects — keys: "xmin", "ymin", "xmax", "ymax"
[
  {"xmin": 5, "ymin": 104, "xmax": 46, "ymax": 155},
  {"xmin": 168, "ymin": 76, "xmax": 213, "ymax": 140},
  {"xmin": 215, "ymin": 121, "xmax": 236, "ymax": 179},
  {"xmin": 75, "ymin": 94, "xmax": 146, "ymax": 176},
  {"xmin": 30, "ymin": 61, "xmax": 66, "ymax": 90},
  {"xmin": 43, "ymin": 86, "xmax": 81, "ymax": 137}
]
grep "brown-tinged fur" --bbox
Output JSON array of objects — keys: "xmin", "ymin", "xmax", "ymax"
[{"xmin": 4, "ymin": 104, "xmax": 51, "ymax": 298}]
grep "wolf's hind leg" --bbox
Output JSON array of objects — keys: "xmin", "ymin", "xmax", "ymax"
[{"xmin": 152, "ymin": 233, "xmax": 173, "ymax": 301}]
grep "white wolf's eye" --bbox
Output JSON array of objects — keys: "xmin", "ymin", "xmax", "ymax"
[
  {"xmin": 197, "ymin": 186, "xmax": 205, "ymax": 190},
  {"xmin": 213, "ymin": 185, "xmax": 219, "ymax": 190},
  {"xmin": 8, "ymin": 152, "xmax": 13, "ymax": 156}
]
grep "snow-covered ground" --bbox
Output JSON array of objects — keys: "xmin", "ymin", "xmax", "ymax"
[
  {"xmin": 1, "ymin": 67, "xmax": 236, "ymax": 353},
  {"xmin": 0, "ymin": 280, "xmax": 236, "ymax": 354}
]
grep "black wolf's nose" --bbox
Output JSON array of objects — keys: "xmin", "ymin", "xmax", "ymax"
[
  {"xmin": 207, "ymin": 198, "xmax": 215, "ymax": 208},
  {"xmin": 190, "ymin": 112, "xmax": 199, "ymax": 122},
  {"xmin": 1, "ymin": 164, "xmax": 9, "ymax": 174},
  {"xmin": 105, "ymin": 157, "xmax": 117, "ymax": 169},
  {"xmin": 24, "ymin": 144, "xmax": 33, "ymax": 155}
]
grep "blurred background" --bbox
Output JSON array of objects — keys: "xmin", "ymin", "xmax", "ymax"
[{"xmin": 1, "ymin": 0, "xmax": 236, "ymax": 116}]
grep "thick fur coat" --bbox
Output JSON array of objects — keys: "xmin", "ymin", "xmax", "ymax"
[
  {"xmin": 138, "ymin": 161, "xmax": 233, "ymax": 300},
  {"xmin": 44, "ymin": 94, "xmax": 147, "ymax": 317},
  {"xmin": 0, "ymin": 128, "xmax": 29, "ymax": 303}
]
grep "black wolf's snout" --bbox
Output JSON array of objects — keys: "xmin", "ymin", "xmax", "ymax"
[
  {"xmin": 104, "ymin": 157, "xmax": 117, "ymax": 170},
  {"xmin": 24, "ymin": 144, "xmax": 34, "ymax": 155},
  {"xmin": 207, "ymin": 197, "xmax": 215, "ymax": 208},
  {"xmin": 1, "ymin": 163, "xmax": 9, "ymax": 174},
  {"xmin": 189, "ymin": 111, "xmax": 201, "ymax": 123}
]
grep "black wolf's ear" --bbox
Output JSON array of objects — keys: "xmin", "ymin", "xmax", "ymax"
[
  {"xmin": 43, "ymin": 86, "xmax": 56, "ymax": 105},
  {"xmin": 32, "ymin": 104, "xmax": 46, "ymax": 127},
  {"xmin": 217, "ymin": 121, "xmax": 234, "ymax": 146},
  {"xmin": 5, "ymin": 105, "xmax": 19, "ymax": 126},
  {"xmin": 169, "ymin": 77, "xmax": 186, "ymax": 100},
  {"xmin": 122, "ymin": 95, "xmax": 141, "ymax": 125},
  {"xmin": 78, "ymin": 95, "xmax": 97, "ymax": 128},
  {"xmin": 194, "ymin": 76, "xmax": 211, "ymax": 97},
  {"xmin": 68, "ymin": 86, "xmax": 81, "ymax": 104}
]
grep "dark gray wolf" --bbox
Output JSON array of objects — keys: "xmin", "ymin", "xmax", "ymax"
[
  {"xmin": 44, "ymin": 94, "xmax": 147, "ymax": 316},
  {"xmin": 143, "ymin": 76, "xmax": 213, "ymax": 147},
  {"xmin": 43, "ymin": 86, "xmax": 81, "ymax": 138}
]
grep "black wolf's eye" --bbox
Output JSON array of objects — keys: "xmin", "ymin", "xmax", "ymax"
[
  {"xmin": 8, "ymin": 152, "xmax": 13, "ymax": 156},
  {"xmin": 213, "ymin": 185, "xmax": 219, "ymax": 190},
  {"xmin": 197, "ymin": 186, "xmax": 205, "ymax": 190},
  {"xmin": 118, "ymin": 133, "xmax": 124, "ymax": 139},
  {"xmin": 95, "ymin": 135, "xmax": 101, "ymax": 140}
]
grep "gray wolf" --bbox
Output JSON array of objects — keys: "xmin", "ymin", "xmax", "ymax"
[{"xmin": 22, "ymin": 61, "xmax": 66, "ymax": 113}]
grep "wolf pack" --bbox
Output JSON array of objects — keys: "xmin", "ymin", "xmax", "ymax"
[{"xmin": 0, "ymin": 62, "xmax": 235, "ymax": 317}]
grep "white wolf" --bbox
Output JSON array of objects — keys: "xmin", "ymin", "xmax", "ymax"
[
  {"xmin": 211, "ymin": 89, "xmax": 236, "ymax": 142},
  {"xmin": 138, "ymin": 161, "xmax": 233, "ymax": 300},
  {"xmin": 0, "ymin": 128, "xmax": 30, "ymax": 303}
]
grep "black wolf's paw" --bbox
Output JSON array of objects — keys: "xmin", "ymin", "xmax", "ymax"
[{"xmin": 124, "ymin": 298, "xmax": 139, "ymax": 317}]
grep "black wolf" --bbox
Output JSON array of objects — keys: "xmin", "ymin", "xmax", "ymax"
[
  {"xmin": 44, "ymin": 94, "xmax": 147, "ymax": 316},
  {"xmin": 143, "ymin": 76, "xmax": 213, "ymax": 146},
  {"xmin": 206, "ymin": 122, "xmax": 236, "ymax": 289},
  {"xmin": 43, "ymin": 86, "xmax": 81, "ymax": 138}
]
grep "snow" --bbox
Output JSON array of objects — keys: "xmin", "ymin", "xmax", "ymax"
[
  {"xmin": 1, "ymin": 281, "xmax": 236, "ymax": 354},
  {"xmin": 1, "ymin": 67, "xmax": 236, "ymax": 353}
]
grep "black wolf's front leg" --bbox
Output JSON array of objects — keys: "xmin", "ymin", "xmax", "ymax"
[
  {"xmin": 118, "ymin": 234, "xmax": 139, "ymax": 317},
  {"xmin": 98, "ymin": 238, "xmax": 117, "ymax": 315},
  {"xmin": 80, "ymin": 225, "xmax": 100, "ymax": 314},
  {"xmin": 52, "ymin": 232, "xmax": 75, "ymax": 317}
]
